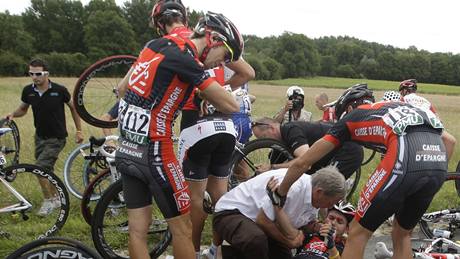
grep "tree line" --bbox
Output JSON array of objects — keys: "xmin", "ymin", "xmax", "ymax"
[{"xmin": 1, "ymin": 0, "xmax": 459, "ymax": 86}]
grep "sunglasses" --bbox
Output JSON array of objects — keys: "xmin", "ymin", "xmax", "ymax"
[
  {"xmin": 222, "ymin": 41, "xmax": 234, "ymax": 63},
  {"xmin": 250, "ymin": 121, "xmax": 270, "ymax": 129},
  {"xmin": 29, "ymin": 71, "xmax": 49, "ymax": 77}
]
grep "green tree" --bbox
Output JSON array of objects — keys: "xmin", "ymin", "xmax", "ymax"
[
  {"xmin": 22, "ymin": 0, "xmax": 85, "ymax": 53},
  {"xmin": 123, "ymin": 0, "xmax": 157, "ymax": 49},
  {"xmin": 0, "ymin": 12, "xmax": 35, "ymax": 58},
  {"xmin": 246, "ymin": 56, "xmax": 269, "ymax": 80},
  {"xmin": 319, "ymin": 55, "xmax": 337, "ymax": 76},
  {"xmin": 335, "ymin": 64, "xmax": 357, "ymax": 78},
  {"xmin": 263, "ymin": 58, "xmax": 283, "ymax": 80},
  {"xmin": 84, "ymin": 10, "xmax": 138, "ymax": 60},
  {"xmin": 0, "ymin": 51, "xmax": 26, "ymax": 76},
  {"xmin": 358, "ymin": 56, "xmax": 379, "ymax": 79}
]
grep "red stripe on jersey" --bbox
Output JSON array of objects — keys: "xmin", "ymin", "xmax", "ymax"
[
  {"xmin": 323, "ymin": 134, "xmax": 340, "ymax": 147},
  {"xmin": 345, "ymin": 120, "xmax": 392, "ymax": 145},
  {"xmin": 128, "ymin": 48, "xmax": 165, "ymax": 98}
]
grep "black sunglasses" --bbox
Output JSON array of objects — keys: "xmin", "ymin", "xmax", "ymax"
[{"xmin": 250, "ymin": 121, "xmax": 270, "ymax": 129}]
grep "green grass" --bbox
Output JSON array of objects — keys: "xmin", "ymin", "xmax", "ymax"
[
  {"xmin": 257, "ymin": 76, "xmax": 460, "ymax": 95},
  {"xmin": 0, "ymin": 76, "xmax": 459, "ymax": 257}
]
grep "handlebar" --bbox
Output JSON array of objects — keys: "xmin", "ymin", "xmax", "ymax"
[{"xmin": 81, "ymin": 135, "xmax": 119, "ymax": 159}]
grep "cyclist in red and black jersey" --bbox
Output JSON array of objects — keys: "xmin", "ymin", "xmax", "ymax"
[
  {"xmin": 115, "ymin": 11, "xmax": 241, "ymax": 259},
  {"xmin": 274, "ymin": 84, "xmax": 448, "ymax": 259}
]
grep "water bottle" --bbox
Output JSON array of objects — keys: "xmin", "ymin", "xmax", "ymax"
[{"xmin": 433, "ymin": 228, "xmax": 451, "ymax": 238}]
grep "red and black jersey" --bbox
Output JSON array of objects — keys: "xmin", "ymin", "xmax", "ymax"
[
  {"xmin": 122, "ymin": 34, "xmax": 215, "ymax": 142},
  {"xmin": 323, "ymin": 102, "xmax": 444, "ymax": 153}
]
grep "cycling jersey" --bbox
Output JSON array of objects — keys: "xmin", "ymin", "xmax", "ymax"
[
  {"xmin": 280, "ymin": 121, "xmax": 363, "ymax": 178},
  {"xmin": 294, "ymin": 234, "xmax": 345, "ymax": 259},
  {"xmin": 322, "ymin": 102, "xmax": 447, "ymax": 231},
  {"xmin": 401, "ymin": 93, "xmax": 437, "ymax": 114},
  {"xmin": 116, "ymin": 33, "xmax": 215, "ymax": 218},
  {"xmin": 321, "ymin": 107, "xmax": 336, "ymax": 123}
]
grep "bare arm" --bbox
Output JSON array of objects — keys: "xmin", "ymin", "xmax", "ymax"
[
  {"xmin": 200, "ymin": 82, "xmax": 239, "ymax": 114},
  {"xmin": 255, "ymin": 209, "xmax": 303, "ymax": 248},
  {"xmin": 225, "ymin": 59, "xmax": 255, "ymax": 89},
  {"xmin": 66, "ymin": 102, "xmax": 84, "ymax": 143},
  {"xmin": 441, "ymin": 130, "xmax": 456, "ymax": 161},
  {"xmin": 116, "ymin": 66, "xmax": 134, "ymax": 98},
  {"xmin": 278, "ymin": 139, "xmax": 335, "ymax": 196},
  {"xmin": 273, "ymin": 101, "xmax": 292, "ymax": 123},
  {"xmin": 6, "ymin": 103, "xmax": 29, "ymax": 120}
]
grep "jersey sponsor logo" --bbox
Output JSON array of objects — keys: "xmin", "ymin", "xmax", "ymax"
[
  {"xmin": 357, "ymin": 195, "xmax": 371, "ymax": 217},
  {"xmin": 50, "ymin": 92, "xmax": 59, "ymax": 96},
  {"xmin": 129, "ymin": 56, "xmax": 161, "ymax": 95},
  {"xmin": 354, "ymin": 126, "xmax": 388, "ymax": 138},
  {"xmin": 415, "ymin": 144, "xmax": 446, "ymax": 162},
  {"xmin": 363, "ymin": 168, "xmax": 387, "ymax": 199},
  {"xmin": 167, "ymin": 162, "xmax": 185, "ymax": 190},
  {"xmin": 156, "ymin": 87, "xmax": 182, "ymax": 136},
  {"xmin": 174, "ymin": 188, "xmax": 191, "ymax": 212},
  {"xmin": 213, "ymin": 121, "xmax": 227, "ymax": 131}
]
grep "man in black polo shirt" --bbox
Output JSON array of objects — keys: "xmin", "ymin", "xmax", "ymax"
[
  {"xmin": 5, "ymin": 59, "xmax": 83, "ymax": 216},
  {"xmin": 251, "ymin": 117, "xmax": 363, "ymax": 178}
]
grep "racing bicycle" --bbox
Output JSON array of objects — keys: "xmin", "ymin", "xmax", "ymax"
[{"xmin": 375, "ymin": 238, "xmax": 460, "ymax": 258}]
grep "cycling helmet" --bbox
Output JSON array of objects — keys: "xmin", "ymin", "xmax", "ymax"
[
  {"xmin": 194, "ymin": 12, "xmax": 244, "ymax": 63},
  {"xmin": 286, "ymin": 86, "xmax": 304, "ymax": 98},
  {"xmin": 334, "ymin": 83, "xmax": 375, "ymax": 119},
  {"xmin": 330, "ymin": 201, "xmax": 355, "ymax": 223},
  {"xmin": 151, "ymin": 0, "xmax": 187, "ymax": 35},
  {"xmin": 382, "ymin": 91, "xmax": 401, "ymax": 102},
  {"xmin": 399, "ymin": 79, "xmax": 417, "ymax": 92}
]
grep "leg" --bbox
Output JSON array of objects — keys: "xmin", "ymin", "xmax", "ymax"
[
  {"xmin": 441, "ymin": 130, "xmax": 456, "ymax": 161},
  {"xmin": 127, "ymin": 205, "xmax": 152, "ymax": 259},
  {"xmin": 167, "ymin": 213, "xmax": 195, "ymax": 259},
  {"xmin": 391, "ymin": 219, "xmax": 412, "ymax": 259},
  {"xmin": 188, "ymin": 179, "xmax": 209, "ymax": 252},
  {"xmin": 206, "ymin": 176, "xmax": 230, "ymax": 247},
  {"xmin": 35, "ymin": 137, "xmax": 66, "ymax": 199},
  {"xmin": 341, "ymin": 220, "xmax": 373, "ymax": 259}
]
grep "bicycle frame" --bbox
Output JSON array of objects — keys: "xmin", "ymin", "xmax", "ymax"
[{"xmin": 0, "ymin": 175, "xmax": 32, "ymax": 213}]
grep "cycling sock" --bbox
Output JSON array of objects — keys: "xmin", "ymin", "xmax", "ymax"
[
  {"xmin": 196, "ymin": 251, "xmax": 201, "ymax": 259},
  {"xmin": 209, "ymin": 243, "xmax": 217, "ymax": 256}
]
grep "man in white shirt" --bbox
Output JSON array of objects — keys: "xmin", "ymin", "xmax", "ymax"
[{"xmin": 211, "ymin": 166, "xmax": 346, "ymax": 259}]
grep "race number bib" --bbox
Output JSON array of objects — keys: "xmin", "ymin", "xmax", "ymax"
[
  {"xmin": 0, "ymin": 154, "xmax": 6, "ymax": 165},
  {"xmin": 119, "ymin": 99, "xmax": 151, "ymax": 145},
  {"xmin": 233, "ymin": 88, "xmax": 251, "ymax": 115},
  {"xmin": 383, "ymin": 106, "xmax": 443, "ymax": 135}
]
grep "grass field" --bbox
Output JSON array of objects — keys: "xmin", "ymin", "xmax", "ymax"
[{"xmin": 0, "ymin": 76, "xmax": 459, "ymax": 256}]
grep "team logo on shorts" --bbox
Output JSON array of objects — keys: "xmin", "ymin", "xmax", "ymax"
[
  {"xmin": 357, "ymin": 195, "xmax": 371, "ymax": 217},
  {"xmin": 214, "ymin": 122, "xmax": 226, "ymax": 131},
  {"xmin": 174, "ymin": 189, "xmax": 191, "ymax": 212}
]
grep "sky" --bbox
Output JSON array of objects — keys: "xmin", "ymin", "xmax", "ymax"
[{"xmin": 1, "ymin": 0, "xmax": 459, "ymax": 54}]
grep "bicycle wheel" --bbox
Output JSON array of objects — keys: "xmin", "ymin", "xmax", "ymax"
[
  {"xmin": 91, "ymin": 180, "xmax": 171, "ymax": 258},
  {"xmin": 0, "ymin": 119, "xmax": 20, "ymax": 166},
  {"xmin": 81, "ymin": 169, "xmax": 112, "ymax": 225},
  {"xmin": 73, "ymin": 55, "xmax": 136, "ymax": 128},
  {"xmin": 344, "ymin": 167, "xmax": 361, "ymax": 201},
  {"xmin": 63, "ymin": 143, "xmax": 91, "ymax": 199},
  {"xmin": 228, "ymin": 138, "xmax": 294, "ymax": 189},
  {"xmin": 419, "ymin": 207, "xmax": 460, "ymax": 239},
  {"xmin": 0, "ymin": 164, "xmax": 70, "ymax": 242},
  {"xmin": 453, "ymin": 161, "xmax": 460, "ymax": 197},
  {"xmin": 6, "ymin": 237, "xmax": 101, "ymax": 259}
]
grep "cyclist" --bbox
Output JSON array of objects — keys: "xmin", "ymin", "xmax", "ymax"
[
  {"xmin": 274, "ymin": 86, "xmax": 312, "ymax": 124},
  {"xmin": 5, "ymin": 59, "xmax": 83, "ymax": 216},
  {"xmin": 398, "ymin": 79, "xmax": 456, "ymax": 160},
  {"xmin": 212, "ymin": 166, "xmax": 346, "ymax": 259},
  {"xmin": 114, "ymin": 11, "xmax": 241, "ymax": 259},
  {"xmin": 274, "ymin": 83, "xmax": 448, "ymax": 259},
  {"xmin": 251, "ymin": 117, "xmax": 363, "ymax": 180},
  {"xmin": 381, "ymin": 90, "xmax": 401, "ymax": 102},
  {"xmin": 315, "ymin": 93, "xmax": 336, "ymax": 122},
  {"xmin": 293, "ymin": 202, "xmax": 356, "ymax": 259}
]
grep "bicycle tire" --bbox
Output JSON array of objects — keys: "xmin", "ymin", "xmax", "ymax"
[
  {"xmin": 0, "ymin": 164, "xmax": 70, "ymax": 240},
  {"xmin": 91, "ymin": 180, "xmax": 171, "ymax": 258},
  {"xmin": 361, "ymin": 150, "xmax": 376, "ymax": 166},
  {"xmin": 6, "ymin": 237, "xmax": 101, "ymax": 259},
  {"xmin": 73, "ymin": 55, "xmax": 136, "ymax": 128},
  {"xmin": 63, "ymin": 142, "xmax": 91, "ymax": 199},
  {"xmin": 81, "ymin": 169, "xmax": 111, "ymax": 225},
  {"xmin": 0, "ymin": 119, "xmax": 20, "ymax": 166},
  {"xmin": 419, "ymin": 207, "xmax": 460, "ymax": 239},
  {"xmin": 453, "ymin": 161, "xmax": 460, "ymax": 197},
  {"xmin": 344, "ymin": 167, "xmax": 361, "ymax": 201},
  {"xmin": 228, "ymin": 138, "xmax": 294, "ymax": 189}
]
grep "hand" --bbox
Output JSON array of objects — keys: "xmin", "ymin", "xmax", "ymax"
[
  {"xmin": 288, "ymin": 230, "xmax": 305, "ymax": 248},
  {"xmin": 5, "ymin": 114, "xmax": 13, "ymax": 121},
  {"xmin": 255, "ymin": 164, "xmax": 271, "ymax": 173},
  {"xmin": 284, "ymin": 100, "xmax": 293, "ymax": 111},
  {"xmin": 320, "ymin": 223, "xmax": 336, "ymax": 249},
  {"xmin": 266, "ymin": 176, "xmax": 286, "ymax": 207},
  {"xmin": 75, "ymin": 131, "xmax": 84, "ymax": 144}
]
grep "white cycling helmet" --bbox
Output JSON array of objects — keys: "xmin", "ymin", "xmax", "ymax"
[
  {"xmin": 382, "ymin": 91, "xmax": 401, "ymax": 102},
  {"xmin": 286, "ymin": 86, "xmax": 304, "ymax": 98}
]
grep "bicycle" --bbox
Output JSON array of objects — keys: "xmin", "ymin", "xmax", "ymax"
[
  {"xmin": 6, "ymin": 236, "xmax": 102, "ymax": 259},
  {"xmin": 375, "ymin": 238, "xmax": 460, "ymax": 258},
  {"xmin": 0, "ymin": 118, "xmax": 20, "ymax": 167},
  {"xmin": 73, "ymin": 55, "xmax": 136, "ymax": 128},
  {"xmin": 418, "ymin": 161, "xmax": 460, "ymax": 240},
  {"xmin": 0, "ymin": 128, "xmax": 70, "ymax": 244},
  {"xmin": 227, "ymin": 138, "xmax": 362, "ymax": 201}
]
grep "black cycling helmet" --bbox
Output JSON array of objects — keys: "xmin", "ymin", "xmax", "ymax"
[
  {"xmin": 334, "ymin": 83, "xmax": 375, "ymax": 119},
  {"xmin": 151, "ymin": 0, "xmax": 187, "ymax": 36},
  {"xmin": 194, "ymin": 12, "xmax": 244, "ymax": 63},
  {"xmin": 399, "ymin": 79, "xmax": 417, "ymax": 92},
  {"xmin": 330, "ymin": 201, "xmax": 355, "ymax": 223}
]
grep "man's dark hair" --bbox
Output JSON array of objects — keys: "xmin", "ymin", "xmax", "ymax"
[{"xmin": 29, "ymin": 59, "xmax": 49, "ymax": 71}]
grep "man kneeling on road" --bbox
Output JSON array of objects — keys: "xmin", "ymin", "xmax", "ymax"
[{"xmin": 211, "ymin": 166, "xmax": 346, "ymax": 259}]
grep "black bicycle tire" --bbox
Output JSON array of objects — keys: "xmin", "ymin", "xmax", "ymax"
[
  {"xmin": 6, "ymin": 237, "xmax": 101, "ymax": 259},
  {"xmin": 91, "ymin": 180, "xmax": 171, "ymax": 258},
  {"xmin": 228, "ymin": 138, "xmax": 294, "ymax": 189},
  {"xmin": 73, "ymin": 55, "xmax": 136, "ymax": 128},
  {"xmin": 63, "ymin": 142, "xmax": 91, "ymax": 199},
  {"xmin": 361, "ymin": 150, "xmax": 376, "ymax": 166},
  {"xmin": 345, "ymin": 167, "xmax": 361, "ymax": 201},
  {"xmin": 453, "ymin": 161, "xmax": 460, "ymax": 197},
  {"xmin": 81, "ymin": 169, "xmax": 111, "ymax": 225},
  {"xmin": 0, "ymin": 119, "xmax": 20, "ymax": 166},
  {"xmin": 2, "ymin": 164, "xmax": 70, "ymax": 239}
]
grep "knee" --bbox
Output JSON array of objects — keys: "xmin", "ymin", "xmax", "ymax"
[
  {"xmin": 129, "ymin": 221, "xmax": 152, "ymax": 241},
  {"xmin": 168, "ymin": 215, "xmax": 193, "ymax": 239}
]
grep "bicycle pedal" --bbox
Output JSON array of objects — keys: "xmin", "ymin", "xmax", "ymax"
[{"xmin": 5, "ymin": 171, "xmax": 16, "ymax": 182}]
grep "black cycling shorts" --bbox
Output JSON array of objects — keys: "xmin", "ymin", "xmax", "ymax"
[
  {"xmin": 182, "ymin": 133, "xmax": 236, "ymax": 181},
  {"xmin": 116, "ymin": 138, "xmax": 191, "ymax": 219},
  {"xmin": 356, "ymin": 130, "xmax": 447, "ymax": 231}
]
